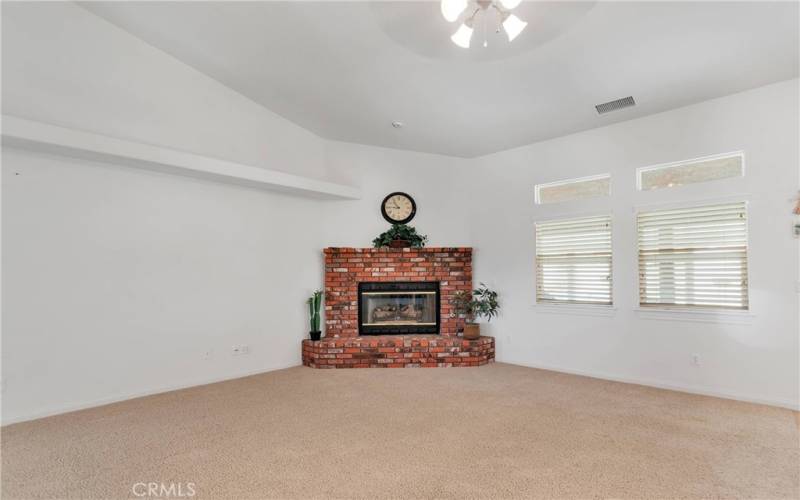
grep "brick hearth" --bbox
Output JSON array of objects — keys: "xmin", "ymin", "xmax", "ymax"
[
  {"xmin": 302, "ymin": 335, "xmax": 494, "ymax": 368},
  {"xmin": 324, "ymin": 247, "xmax": 472, "ymax": 338}
]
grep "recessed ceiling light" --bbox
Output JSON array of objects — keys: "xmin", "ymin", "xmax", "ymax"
[{"xmin": 391, "ymin": 121, "xmax": 404, "ymax": 129}]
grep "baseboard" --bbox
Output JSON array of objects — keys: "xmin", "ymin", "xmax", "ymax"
[
  {"xmin": 500, "ymin": 359, "xmax": 800, "ymax": 411},
  {"xmin": 1, "ymin": 362, "xmax": 302, "ymax": 426}
]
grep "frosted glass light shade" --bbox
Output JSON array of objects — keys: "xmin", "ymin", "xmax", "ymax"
[
  {"xmin": 500, "ymin": 0, "xmax": 522, "ymax": 9},
  {"xmin": 502, "ymin": 13, "xmax": 527, "ymax": 41},
  {"xmin": 451, "ymin": 23, "xmax": 474, "ymax": 48},
  {"xmin": 441, "ymin": 0, "xmax": 468, "ymax": 22}
]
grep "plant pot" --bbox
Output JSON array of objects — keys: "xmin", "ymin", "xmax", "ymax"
[
  {"xmin": 389, "ymin": 239, "xmax": 411, "ymax": 248},
  {"xmin": 309, "ymin": 331, "xmax": 321, "ymax": 341},
  {"xmin": 463, "ymin": 323, "xmax": 480, "ymax": 340}
]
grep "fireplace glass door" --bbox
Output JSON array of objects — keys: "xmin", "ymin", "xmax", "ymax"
[{"xmin": 358, "ymin": 281, "xmax": 440, "ymax": 335}]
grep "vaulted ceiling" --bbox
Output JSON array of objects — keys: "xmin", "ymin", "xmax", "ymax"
[{"xmin": 82, "ymin": 1, "xmax": 799, "ymax": 158}]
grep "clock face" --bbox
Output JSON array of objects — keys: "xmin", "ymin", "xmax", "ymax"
[{"xmin": 381, "ymin": 192, "xmax": 416, "ymax": 224}]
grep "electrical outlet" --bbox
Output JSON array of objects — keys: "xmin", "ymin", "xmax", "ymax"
[
  {"xmin": 505, "ymin": 335, "xmax": 512, "ymax": 344},
  {"xmin": 202, "ymin": 350, "xmax": 213, "ymax": 360},
  {"xmin": 232, "ymin": 345, "xmax": 250, "ymax": 356},
  {"xmin": 691, "ymin": 354, "xmax": 701, "ymax": 366}
]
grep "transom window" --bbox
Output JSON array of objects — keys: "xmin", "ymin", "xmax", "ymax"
[
  {"xmin": 535, "ymin": 174, "xmax": 611, "ymax": 205},
  {"xmin": 637, "ymin": 152, "xmax": 744, "ymax": 191},
  {"xmin": 535, "ymin": 215, "xmax": 612, "ymax": 305},
  {"xmin": 637, "ymin": 201, "xmax": 749, "ymax": 310}
]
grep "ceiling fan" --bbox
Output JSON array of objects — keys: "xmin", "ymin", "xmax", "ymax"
[{"xmin": 441, "ymin": 0, "xmax": 528, "ymax": 48}]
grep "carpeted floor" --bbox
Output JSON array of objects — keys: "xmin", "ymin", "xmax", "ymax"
[{"xmin": 2, "ymin": 363, "xmax": 798, "ymax": 499}]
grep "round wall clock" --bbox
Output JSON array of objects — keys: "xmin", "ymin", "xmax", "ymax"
[{"xmin": 381, "ymin": 192, "xmax": 416, "ymax": 224}]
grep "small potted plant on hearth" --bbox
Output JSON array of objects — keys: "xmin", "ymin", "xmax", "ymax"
[
  {"xmin": 451, "ymin": 283, "xmax": 500, "ymax": 340},
  {"xmin": 372, "ymin": 224, "xmax": 428, "ymax": 248},
  {"xmin": 306, "ymin": 290, "xmax": 323, "ymax": 341}
]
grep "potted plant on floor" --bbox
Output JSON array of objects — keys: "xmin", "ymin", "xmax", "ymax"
[
  {"xmin": 372, "ymin": 224, "xmax": 428, "ymax": 248},
  {"xmin": 307, "ymin": 290, "xmax": 323, "ymax": 341},
  {"xmin": 451, "ymin": 283, "xmax": 500, "ymax": 340}
]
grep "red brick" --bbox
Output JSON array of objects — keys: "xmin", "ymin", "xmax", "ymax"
[
  {"xmin": 322, "ymin": 248, "xmax": 473, "ymax": 339},
  {"xmin": 302, "ymin": 336, "xmax": 494, "ymax": 369}
]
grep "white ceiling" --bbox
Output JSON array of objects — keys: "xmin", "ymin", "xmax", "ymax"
[{"xmin": 81, "ymin": 1, "xmax": 799, "ymax": 158}]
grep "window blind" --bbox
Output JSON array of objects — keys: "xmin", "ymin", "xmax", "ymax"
[
  {"xmin": 638, "ymin": 201, "xmax": 748, "ymax": 310},
  {"xmin": 535, "ymin": 215, "xmax": 612, "ymax": 305}
]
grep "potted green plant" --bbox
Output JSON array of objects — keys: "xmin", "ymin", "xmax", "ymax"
[
  {"xmin": 451, "ymin": 283, "xmax": 500, "ymax": 340},
  {"xmin": 306, "ymin": 290, "xmax": 323, "ymax": 341},
  {"xmin": 372, "ymin": 224, "xmax": 428, "ymax": 248}
]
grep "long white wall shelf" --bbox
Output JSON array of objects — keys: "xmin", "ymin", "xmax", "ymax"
[{"xmin": 1, "ymin": 115, "xmax": 361, "ymax": 200}]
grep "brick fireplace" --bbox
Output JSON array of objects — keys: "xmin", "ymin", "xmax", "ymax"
[
  {"xmin": 301, "ymin": 247, "xmax": 495, "ymax": 368},
  {"xmin": 324, "ymin": 247, "xmax": 472, "ymax": 337}
]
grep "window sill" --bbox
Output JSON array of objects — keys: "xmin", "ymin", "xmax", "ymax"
[
  {"xmin": 533, "ymin": 303, "xmax": 617, "ymax": 317},
  {"xmin": 634, "ymin": 307, "xmax": 754, "ymax": 324}
]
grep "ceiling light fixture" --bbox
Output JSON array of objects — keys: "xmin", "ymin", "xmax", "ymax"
[
  {"xmin": 441, "ymin": 0, "xmax": 468, "ymax": 23},
  {"xmin": 442, "ymin": 0, "xmax": 528, "ymax": 48},
  {"xmin": 499, "ymin": 0, "xmax": 521, "ymax": 9},
  {"xmin": 501, "ymin": 13, "xmax": 527, "ymax": 42},
  {"xmin": 451, "ymin": 20, "xmax": 475, "ymax": 48}
]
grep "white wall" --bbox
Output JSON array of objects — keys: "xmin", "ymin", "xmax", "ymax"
[
  {"xmin": 469, "ymin": 79, "xmax": 800, "ymax": 409},
  {"xmin": 322, "ymin": 141, "xmax": 471, "ymax": 248},
  {"xmin": 0, "ymin": 142, "xmax": 471, "ymax": 426},
  {"xmin": 2, "ymin": 149, "xmax": 327, "ymax": 423},
  {"xmin": 0, "ymin": 1, "xmax": 328, "ymax": 424},
  {"xmin": 1, "ymin": 2, "xmax": 328, "ymax": 181},
  {"xmin": 0, "ymin": 2, "xmax": 469, "ymax": 424},
  {"xmin": 0, "ymin": 141, "xmax": 469, "ymax": 425}
]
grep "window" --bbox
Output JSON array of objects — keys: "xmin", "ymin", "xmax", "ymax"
[
  {"xmin": 637, "ymin": 201, "xmax": 748, "ymax": 310},
  {"xmin": 535, "ymin": 215, "xmax": 612, "ymax": 305},
  {"xmin": 535, "ymin": 174, "xmax": 611, "ymax": 205},
  {"xmin": 637, "ymin": 152, "xmax": 744, "ymax": 191}
]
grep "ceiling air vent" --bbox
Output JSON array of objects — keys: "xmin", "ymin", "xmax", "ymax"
[{"xmin": 595, "ymin": 96, "xmax": 636, "ymax": 115}]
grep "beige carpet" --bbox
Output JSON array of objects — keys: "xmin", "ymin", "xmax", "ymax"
[{"xmin": 2, "ymin": 363, "xmax": 798, "ymax": 499}]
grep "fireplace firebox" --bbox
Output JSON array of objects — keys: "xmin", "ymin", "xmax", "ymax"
[{"xmin": 358, "ymin": 281, "xmax": 440, "ymax": 335}]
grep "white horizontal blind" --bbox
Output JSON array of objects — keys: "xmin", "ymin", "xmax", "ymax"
[
  {"xmin": 638, "ymin": 201, "xmax": 748, "ymax": 310},
  {"xmin": 535, "ymin": 216, "xmax": 612, "ymax": 305}
]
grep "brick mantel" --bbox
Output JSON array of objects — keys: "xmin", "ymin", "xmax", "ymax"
[{"xmin": 324, "ymin": 247, "xmax": 472, "ymax": 338}]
